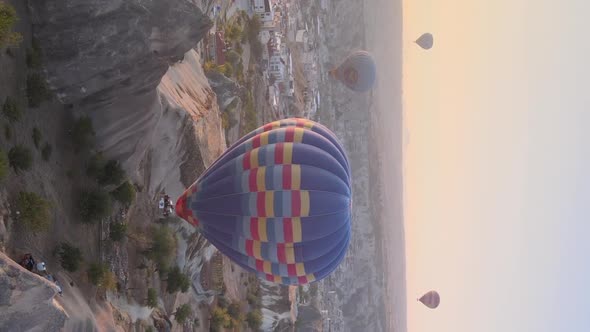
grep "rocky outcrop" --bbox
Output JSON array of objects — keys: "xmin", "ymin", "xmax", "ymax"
[
  {"xmin": 150, "ymin": 49, "xmax": 227, "ymax": 197},
  {"xmin": 205, "ymin": 71, "xmax": 244, "ymax": 112},
  {"xmin": 0, "ymin": 252, "xmax": 67, "ymax": 332},
  {"xmin": 28, "ymin": 0, "xmax": 212, "ymax": 105}
]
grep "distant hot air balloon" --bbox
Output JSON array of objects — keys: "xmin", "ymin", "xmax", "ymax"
[
  {"xmin": 329, "ymin": 50, "xmax": 376, "ymax": 92},
  {"xmin": 415, "ymin": 33, "xmax": 434, "ymax": 50},
  {"xmin": 175, "ymin": 118, "xmax": 352, "ymax": 286},
  {"xmin": 418, "ymin": 291, "xmax": 440, "ymax": 309}
]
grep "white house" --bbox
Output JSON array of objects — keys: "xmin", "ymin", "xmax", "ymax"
[
  {"xmin": 254, "ymin": 0, "xmax": 274, "ymax": 23},
  {"xmin": 268, "ymin": 54, "xmax": 286, "ymax": 82}
]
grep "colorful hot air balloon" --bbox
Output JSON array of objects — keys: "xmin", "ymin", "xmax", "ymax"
[
  {"xmin": 175, "ymin": 118, "xmax": 352, "ymax": 286},
  {"xmin": 418, "ymin": 290, "xmax": 440, "ymax": 309},
  {"xmin": 329, "ymin": 50, "xmax": 376, "ymax": 92},
  {"xmin": 415, "ymin": 33, "xmax": 434, "ymax": 50}
]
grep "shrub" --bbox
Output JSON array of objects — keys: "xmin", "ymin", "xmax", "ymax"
[
  {"xmin": 216, "ymin": 63, "xmax": 234, "ymax": 77},
  {"xmin": 32, "ymin": 127, "xmax": 41, "ymax": 149},
  {"xmin": 0, "ymin": 3, "xmax": 22, "ymax": 48},
  {"xmin": 251, "ymin": 40, "xmax": 263, "ymax": 60},
  {"xmin": 147, "ymin": 288, "xmax": 158, "ymax": 308},
  {"xmin": 246, "ymin": 310, "xmax": 263, "ymax": 330},
  {"xmin": 166, "ymin": 266, "xmax": 190, "ymax": 294},
  {"xmin": 174, "ymin": 304, "xmax": 192, "ymax": 324},
  {"xmin": 55, "ymin": 242, "xmax": 83, "ymax": 272},
  {"xmin": 71, "ymin": 116, "xmax": 95, "ymax": 152},
  {"xmin": 147, "ymin": 226, "xmax": 175, "ymax": 273},
  {"xmin": 26, "ymin": 73, "xmax": 50, "ymax": 108},
  {"xmin": 86, "ymin": 153, "xmax": 104, "ymax": 178},
  {"xmin": 4, "ymin": 124, "xmax": 11, "ymax": 140},
  {"xmin": 98, "ymin": 160, "xmax": 124, "ymax": 186},
  {"xmin": 16, "ymin": 191, "xmax": 51, "ymax": 232},
  {"xmin": 2, "ymin": 97, "xmax": 21, "ymax": 123},
  {"xmin": 109, "ymin": 222, "xmax": 127, "ymax": 242},
  {"xmin": 87, "ymin": 263, "xmax": 116, "ymax": 289},
  {"xmin": 221, "ymin": 112, "xmax": 230, "ymax": 130},
  {"xmin": 227, "ymin": 302, "xmax": 241, "ymax": 319},
  {"xmin": 8, "ymin": 145, "xmax": 32, "ymax": 172},
  {"xmin": 26, "ymin": 39, "xmax": 42, "ymax": 69},
  {"xmin": 41, "ymin": 143, "xmax": 52, "ymax": 161},
  {"xmin": 235, "ymin": 60, "xmax": 244, "ymax": 78},
  {"xmin": 78, "ymin": 189, "xmax": 112, "ymax": 223},
  {"xmin": 111, "ymin": 181, "xmax": 135, "ymax": 205},
  {"xmin": 204, "ymin": 60, "xmax": 216, "ymax": 72},
  {"xmin": 242, "ymin": 92, "xmax": 257, "ymax": 135},
  {"xmin": 245, "ymin": 16, "xmax": 261, "ymax": 43},
  {"xmin": 0, "ymin": 150, "xmax": 8, "ymax": 180},
  {"xmin": 217, "ymin": 296, "xmax": 228, "ymax": 308},
  {"xmin": 226, "ymin": 50, "xmax": 240, "ymax": 65}
]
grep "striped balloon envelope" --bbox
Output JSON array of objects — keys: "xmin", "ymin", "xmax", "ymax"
[{"xmin": 175, "ymin": 118, "xmax": 352, "ymax": 285}]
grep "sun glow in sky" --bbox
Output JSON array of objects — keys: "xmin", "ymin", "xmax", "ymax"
[{"xmin": 403, "ymin": 0, "xmax": 590, "ymax": 331}]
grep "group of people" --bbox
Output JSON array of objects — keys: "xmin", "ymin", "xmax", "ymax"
[
  {"xmin": 159, "ymin": 194, "xmax": 174, "ymax": 217},
  {"xmin": 19, "ymin": 253, "xmax": 63, "ymax": 296}
]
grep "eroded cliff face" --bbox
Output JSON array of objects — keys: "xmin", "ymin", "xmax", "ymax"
[
  {"xmin": 0, "ymin": 252, "xmax": 68, "ymax": 332},
  {"xmin": 28, "ymin": 0, "xmax": 212, "ymax": 105}
]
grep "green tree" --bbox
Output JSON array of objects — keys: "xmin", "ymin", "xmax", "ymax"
[
  {"xmin": 16, "ymin": 191, "xmax": 51, "ymax": 232},
  {"xmin": 109, "ymin": 222, "xmax": 127, "ymax": 242},
  {"xmin": 2, "ymin": 97, "xmax": 21, "ymax": 123},
  {"xmin": 111, "ymin": 181, "xmax": 135, "ymax": 205},
  {"xmin": 55, "ymin": 242, "xmax": 83, "ymax": 272},
  {"xmin": 147, "ymin": 226, "xmax": 175, "ymax": 273},
  {"xmin": 166, "ymin": 266, "xmax": 190, "ymax": 294},
  {"xmin": 71, "ymin": 116, "xmax": 95, "ymax": 152},
  {"xmin": 246, "ymin": 310, "xmax": 263, "ymax": 330},
  {"xmin": 78, "ymin": 189, "xmax": 112, "ymax": 223},
  {"xmin": 26, "ymin": 73, "xmax": 50, "ymax": 108},
  {"xmin": 0, "ymin": 149, "xmax": 8, "ymax": 180},
  {"xmin": 32, "ymin": 127, "xmax": 42, "ymax": 149},
  {"xmin": 0, "ymin": 3, "xmax": 22, "ymax": 48},
  {"xmin": 8, "ymin": 145, "xmax": 32, "ymax": 172},
  {"xmin": 147, "ymin": 288, "xmax": 158, "ymax": 308},
  {"xmin": 174, "ymin": 304, "xmax": 192, "ymax": 324},
  {"xmin": 41, "ymin": 143, "xmax": 52, "ymax": 161}
]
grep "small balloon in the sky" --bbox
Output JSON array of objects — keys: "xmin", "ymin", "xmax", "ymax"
[
  {"xmin": 415, "ymin": 33, "xmax": 434, "ymax": 50},
  {"xmin": 329, "ymin": 50, "xmax": 376, "ymax": 93},
  {"xmin": 418, "ymin": 290, "xmax": 440, "ymax": 309}
]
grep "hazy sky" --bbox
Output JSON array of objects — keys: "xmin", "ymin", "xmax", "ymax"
[{"xmin": 403, "ymin": 0, "xmax": 590, "ymax": 331}]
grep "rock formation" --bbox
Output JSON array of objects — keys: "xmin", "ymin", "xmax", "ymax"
[
  {"xmin": 28, "ymin": 0, "xmax": 212, "ymax": 105},
  {"xmin": 0, "ymin": 252, "xmax": 67, "ymax": 332}
]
